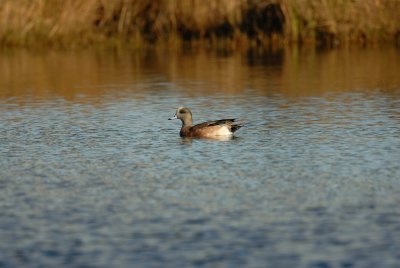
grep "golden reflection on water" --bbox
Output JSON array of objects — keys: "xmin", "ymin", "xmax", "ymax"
[{"xmin": 0, "ymin": 46, "xmax": 399, "ymax": 102}]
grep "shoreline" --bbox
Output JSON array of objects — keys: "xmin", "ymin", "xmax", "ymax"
[{"xmin": 0, "ymin": 0, "xmax": 399, "ymax": 49}]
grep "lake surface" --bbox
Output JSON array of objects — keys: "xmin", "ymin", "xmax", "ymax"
[{"xmin": 0, "ymin": 46, "xmax": 400, "ymax": 267}]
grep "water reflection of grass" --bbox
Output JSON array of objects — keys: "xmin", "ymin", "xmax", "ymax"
[
  {"xmin": 0, "ymin": 0, "xmax": 399, "ymax": 48},
  {"xmin": 0, "ymin": 47, "xmax": 399, "ymax": 102}
]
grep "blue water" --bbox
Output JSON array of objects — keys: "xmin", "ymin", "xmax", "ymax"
[{"xmin": 0, "ymin": 48, "xmax": 400, "ymax": 267}]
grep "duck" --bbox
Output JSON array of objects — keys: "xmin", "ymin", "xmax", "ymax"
[{"xmin": 169, "ymin": 107, "xmax": 242, "ymax": 138}]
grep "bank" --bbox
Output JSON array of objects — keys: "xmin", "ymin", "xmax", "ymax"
[{"xmin": 0, "ymin": 0, "xmax": 399, "ymax": 49}]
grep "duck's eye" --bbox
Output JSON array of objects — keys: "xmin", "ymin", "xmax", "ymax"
[{"xmin": 179, "ymin": 110, "xmax": 186, "ymax": 114}]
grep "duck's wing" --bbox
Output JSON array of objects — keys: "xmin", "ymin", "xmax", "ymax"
[
  {"xmin": 192, "ymin": 119, "xmax": 237, "ymax": 129},
  {"xmin": 190, "ymin": 119, "xmax": 243, "ymax": 134}
]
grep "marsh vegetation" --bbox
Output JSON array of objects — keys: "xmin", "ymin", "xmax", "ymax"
[{"xmin": 0, "ymin": 0, "xmax": 399, "ymax": 49}]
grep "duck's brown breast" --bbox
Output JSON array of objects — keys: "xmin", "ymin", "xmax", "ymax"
[{"xmin": 179, "ymin": 127, "xmax": 194, "ymax": 137}]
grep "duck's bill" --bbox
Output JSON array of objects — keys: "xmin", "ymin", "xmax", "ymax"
[{"xmin": 168, "ymin": 115, "xmax": 177, "ymax": 120}]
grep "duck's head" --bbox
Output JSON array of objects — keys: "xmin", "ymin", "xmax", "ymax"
[{"xmin": 169, "ymin": 107, "xmax": 193, "ymax": 126}]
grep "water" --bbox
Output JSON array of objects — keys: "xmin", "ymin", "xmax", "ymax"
[{"xmin": 0, "ymin": 47, "xmax": 400, "ymax": 267}]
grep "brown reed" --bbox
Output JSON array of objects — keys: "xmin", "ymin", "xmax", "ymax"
[{"xmin": 0, "ymin": 0, "xmax": 398, "ymax": 48}]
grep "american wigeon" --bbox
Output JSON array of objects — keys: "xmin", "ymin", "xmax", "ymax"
[{"xmin": 169, "ymin": 107, "xmax": 242, "ymax": 138}]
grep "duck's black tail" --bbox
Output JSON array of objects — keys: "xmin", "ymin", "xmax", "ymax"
[{"xmin": 230, "ymin": 123, "xmax": 243, "ymax": 133}]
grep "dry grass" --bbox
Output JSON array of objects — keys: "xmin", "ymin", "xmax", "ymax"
[{"xmin": 0, "ymin": 0, "xmax": 399, "ymax": 48}]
